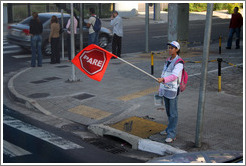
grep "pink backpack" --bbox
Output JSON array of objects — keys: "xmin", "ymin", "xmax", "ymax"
[{"xmin": 175, "ymin": 58, "xmax": 188, "ymax": 92}]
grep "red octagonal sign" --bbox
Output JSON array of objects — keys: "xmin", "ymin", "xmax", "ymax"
[
  {"xmin": 72, "ymin": 44, "xmax": 117, "ymax": 82},
  {"xmin": 79, "ymin": 48, "xmax": 106, "ymax": 75}
]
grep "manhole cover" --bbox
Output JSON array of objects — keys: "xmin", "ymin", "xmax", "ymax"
[
  {"xmin": 28, "ymin": 93, "xmax": 50, "ymax": 98},
  {"xmin": 72, "ymin": 93, "xmax": 95, "ymax": 100}
]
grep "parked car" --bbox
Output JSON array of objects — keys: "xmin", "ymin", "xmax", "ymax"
[{"xmin": 7, "ymin": 12, "xmax": 113, "ymax": 56}]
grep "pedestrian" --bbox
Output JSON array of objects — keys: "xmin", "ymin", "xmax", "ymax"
[
  {"xmin": 226, "ymin": 7, "xmax": 243, "ymax": 49},
  {"xmin": 29, "ymin": 12, "xmax": 43, "ymax": 67},
  {"xmin": 66, "ymin": 12, "xmax": 78, "ymax": 61},
  {"xmin": 49, "ymin": 15, "xmax": 60, "ymax": 64},
  {"xmin": 87, "ymin": 8, "xmax": 99, "ymax": 45},
  {"xmin": 157, "ymin": 41, "xmax": 184, "ymax": 143},
  {"xmin": 111, "ymin": 11, "xmax": 123, "ymax": 58}
]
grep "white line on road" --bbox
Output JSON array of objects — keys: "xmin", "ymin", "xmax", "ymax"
[
  {"xmin": 4, "ymin": 45, "xmax": 20, "ymax": 49},
  {"xmin": 152, "ymin": 35, "xmax": 167, "ymax": 39},
  {"xmin": 3, "ymin": 114, "xmax": 83, "ymax": 150},
  {"xmin": 12, "ymin": 55, "xmax": 31, "ymax": 59},
  {"xmin": 3, "ymin": 140, "xmax": 32, "ymax": 157},
  {"xmin": 189, "ymin": 63, "xmax": 243, "ymax": 77}
]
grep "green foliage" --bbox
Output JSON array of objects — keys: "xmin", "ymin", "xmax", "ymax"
[
  {"xmin": 227, "ymin": 3, "xmax": 241, "ymax": 14},
  {"xmin": 189, "ymin": 3, "xmax": 207, "ymax": 12},
  {"xmin": 189, "ymin": 3, "xmax": 243, "ymax": 14},
  {"xmin": 213, "ymin": 3, "xmax": 228, "ymax": 10}
]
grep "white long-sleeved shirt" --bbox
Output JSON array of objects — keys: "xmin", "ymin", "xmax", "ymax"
[
  {"xmin": 66, "ymin": 17, "xmax": 78, "ymax": 34},
  {"xmin": 110, "ymin": 15, "xmax": 123, "ymax": 37}
]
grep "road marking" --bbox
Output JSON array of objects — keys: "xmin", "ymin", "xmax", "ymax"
[
  {"xmin": 3, "ymin": 140, "xmax": 32, "ymax": 157},
  {"xmin": 4, "ymin": 45, "xmax": 20, "ymax": 49},
  {"xmin": 117, "ymin": 63, "xmax": 243, "ymax": 101},
  {"xmin": 3, "ymin": 114, "xmax": 83, "ymax": 150},
  {"xmin": 69, "ymin": 105, "xmax": 112, "ymax": 120},
  {"xmin": 152, "ymin": 35, "xmax": 167, "ymax": 39},
  {"xmin": 3, "ymin": 49, "xmax": 22, "ymax": 54},
  {"xmin": 12, "ymin": 55, "xmax": 31, "ymax": 59},
  {"xmin": 117, "ymin": 86, "xmax": 159, "ymax": 101}
]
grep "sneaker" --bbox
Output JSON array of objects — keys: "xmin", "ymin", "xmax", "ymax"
[
  {"xmin": 226, "ymin": 47, "xmax": 231, "ymax": 49},
  {"xmin": 160, "ymin": 130, "xmax": 167, "ymax": 135},
  {"xmin": 165, "ymin": 137, "xmax": 176, "ymax": 143},
  {"xmin": 236, "ymin": 46, "xmax": 240, "ymax": 49}
]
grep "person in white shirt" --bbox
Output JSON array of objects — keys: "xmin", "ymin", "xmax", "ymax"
[
  {"xmin": 66, "ymin": 13, "xmax": 78, "ymax": 61},
  {"xmin": 87, "ymin": 8, "xmax": 99, "ymax": 45},
  {"xmin": 110, "ymin": 11, "xmax": 123, "ymax": 57}
]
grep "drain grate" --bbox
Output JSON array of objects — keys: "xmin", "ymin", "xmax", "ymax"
[
  {"xmin": 28, "ymin": 93, "xmax": 50, "ymax": 98},
  {"xmin": 87, "ymin": 139, "xmax": 127, "ymax": 154},
  {"xmin": 72, "ymin": 93, "xmax": 95, "ymax": 100}
]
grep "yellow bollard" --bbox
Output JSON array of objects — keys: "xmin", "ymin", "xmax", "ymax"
[
  {"xmin": 151, "ymin": 52, "xmax": 154, "ymax": 75},
  {"xmin": 217, "ymin": 58, "xmax": 222, "ymax": 92}
]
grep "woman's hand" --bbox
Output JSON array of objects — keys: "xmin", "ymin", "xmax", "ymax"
[{"xmin": 157, "ymin": 78, "xmax": 164, "ymax": 83}]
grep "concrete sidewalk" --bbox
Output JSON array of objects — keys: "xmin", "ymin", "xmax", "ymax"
[{"xmin": 6, "ymin": 40, "xmax": 243, "ymax": 155}]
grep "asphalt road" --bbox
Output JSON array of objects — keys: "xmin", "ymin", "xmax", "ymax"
[
  {"xmin": 3, "ymin": 18, "xmax": 236, "ymax": 74},
  {"xmin": 3, "ymin": 105, "xmax": 143, "ymax": 163}
]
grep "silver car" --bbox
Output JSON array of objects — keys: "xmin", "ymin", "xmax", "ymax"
[{"xmin": 7, "ymin": 12, "xmax": 113, "ymax": 56}]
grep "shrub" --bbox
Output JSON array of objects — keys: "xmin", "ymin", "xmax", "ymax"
[{"xmin": 227, "ymin": 3, "xmax": 240, "ymax": 14}]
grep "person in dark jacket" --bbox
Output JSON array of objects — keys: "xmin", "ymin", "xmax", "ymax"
[
  {"xmin": 29, "ymin": 12, "xmax": 43, "ymax": 67},
  {"xmin": 226, "ymin": 7, "xmax": 243, "ymax": 49}
]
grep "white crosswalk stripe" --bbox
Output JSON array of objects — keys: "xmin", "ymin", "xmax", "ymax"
[
  {"xmin": 3, "ymin": 140, "xmax": 32, "ymax": 157},
  {"xmin": 3, "ymin": 114, "xmax": 83, "ymax": 150}
]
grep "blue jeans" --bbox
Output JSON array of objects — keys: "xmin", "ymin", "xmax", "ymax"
[
  {"xmin": 31, "ymin": 35, "xmax": 42, "ymax": 67},
  {"xmin": 227, "ymin": 28, "xmax": 241, "ymax": 48},
  {"xmin": 88, "ymin": 32, "xmax": 99, "ymax": 45},
  {"xmin": 164, "ymin": 96, "xmax": 178, "ymax": 139}
]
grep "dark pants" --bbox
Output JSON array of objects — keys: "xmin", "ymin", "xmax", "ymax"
[
  {"xmin": 227, "ymin": 28, "xmax": 241, "ymax": 48},
  {"xmin": 51, "ymin": 37, "xmax": 60, "ymax": 63},
  {"xmin": 112, "ymin": 34, "xmax": 122, "ymax": 57}
]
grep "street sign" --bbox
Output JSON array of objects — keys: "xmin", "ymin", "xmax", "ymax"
[{"xmin": 72, "ymin": 44, "xmax": 117, "ymax": 81}]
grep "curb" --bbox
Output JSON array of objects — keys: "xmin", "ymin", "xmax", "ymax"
[
  {"xmin": 7, "ymin": 68, "xmax": 53, "ymax": 116},
  {"xmin": 88, "ymin": 124, "xmax": 187, "ymax": 155}
]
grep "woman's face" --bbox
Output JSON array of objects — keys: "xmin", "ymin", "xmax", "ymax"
[{"xmin": 168, "ymin": 46, "xmax": 178, "ymax": 56}]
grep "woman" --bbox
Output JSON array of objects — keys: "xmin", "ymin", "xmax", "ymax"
[
  {"xmin": 49, "ymin": 15, "xmax": 60, "ymax": 64},
  {"xmin": 157, "ymin": 41, "xmax": 184, "ymax": 143},
  {"xmin": 29, "ymin": 12, "xmax": 43, "ymax": 67}
]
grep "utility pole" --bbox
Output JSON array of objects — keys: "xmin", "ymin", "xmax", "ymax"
[
  {"xmin": 195, "ymin": 3, "xmax": 214, "ymax": 148},
  {"xmin": 69, "ymin": 3, "xmax": 78, "ymax": 82},
  {"xmin": 79, "ymin": 3, "xmax": 83, "ymax": 51},
  {"xmin": 145, "ymin": 3, "xmax": 149, "ymax": 53},
  {"xmin": 61, "ymin": 9, "xmax": 64, "ymax": 60}
]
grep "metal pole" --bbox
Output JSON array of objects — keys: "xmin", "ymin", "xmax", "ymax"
[
  {"xmin": 145, "ymin": 3, "xmax": 149, "ymax": 53},
  {"xmin": 195, "ymin": 3, "xmax": 214, "ymax": 148},
  {"xmin": 80, "ymin": 3, "xmax": 83, "ymax": 51},
  {"xmin": 219, "ymin": 35, "xmax": 222, "ymax": 54},
  {"xmin": 70, "ymin": 3, "xmax": 77, "ymax": 81},
  {"xmin": 61, "ymin": 9, "xmax": 64, "ymax": 60}
]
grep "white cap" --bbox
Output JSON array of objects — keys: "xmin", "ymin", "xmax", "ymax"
[{"xmin": 167, "ymin": 41, "xmax": 180, "ymax": 50}]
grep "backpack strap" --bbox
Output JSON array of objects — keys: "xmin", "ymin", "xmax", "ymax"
[{"xmin": 174, "ymin": 58, "xmax": 184, "ymax": 65}]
